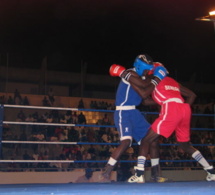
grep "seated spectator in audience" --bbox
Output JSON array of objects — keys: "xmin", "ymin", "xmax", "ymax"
[
  {"xmin": 32, "ymin": 112, "xmax": 39, "ymax": 123},
  {"xmin": 78, "ymin": 99, "xmax": 85, "ymax": 108},
  {"xmin": 7, "ymin": 96, "xmax": 14, "ymax": 104},
  {"xmin": 99, "ymin": 145, "xmax": 110, "ymax": 160},
  {"xmin": 32, "ymin": 149, "xmax": 39, "ymax": 160},
  {"xmin": 25, "ymin": 114, "xmax": 34, "ymax": 122},
  {"xmin": 65, "ymin": 111, "xmax": 72, "ymax": 123},
  {"xmin": 102, "ymin": 114, "xmax": 110, "ymax": 125},
  {"xmin": 82, "ymin": 150, "xmax": 92, "ymax": 167},
  {"xmin": 16, "ymin": 110, "xmax": 26, "ymax": 122},
  {"xmin": 23, "ymin": 96, "xmax": 30, "ymax": 105},
  {"xmin": 87, "ymin": 128, "xmax": 96, "ymax": 142},
  {"xmin": 42, "ymin": 112, "xmax": 49, "ymax": 121},
  {"xmin": 68, "ymin": 127, "xmax": 80, "ymax": 142},
  {"xmin": 101, "ymin": 129, "xmax": 111, "ymax": 143},
  {"xmin": 109, "ymin": 145, "xmax": 117, "ymax": 155},
  {"xmin": 72, "ymin": 111, "xmax": 78, "ymax": 124},
  {"xmin": 78, "ymin": 112, "xmax": 86, "ymax": 124},
  {"xmin": 42, "ymin": 96, "xmax": 51, "ymax": 106},
  {"xmin": 76, "ymin": 149, "xmax": 83, "ymax": 161},
  {"xmin": 80, "ymin": 129, "xmax": 87, "ymax": 142},
  {"xmin": 19, "ymin": 129, "xmax": 28, "ymax": 148},
  {"xmin": 0, "ymin": 95, "xmax": 6, "ymax": 104},
  {"xmin": 88, "ymin": 145, "xmax": 97, "ymax": 159},
  {"xmin": 102, "ymin": 133, "xmax": 111, "ymax": 143},
  {"xmin": 22, "ymin": 150, "xmax": 32, "ymax": 168},
  {"xmin": 59, "ymin": 115, "xmax": 67, "ymax": 124},
  {"xmin": 90, "ymin": 100, "xmax": 97, "ymax": 109},
  {"xmin": 51, "ymin": 110, "xmax": 60, "ymax": 123},
  {"xmin": 54, "ymin": 126, "xmax": 65, "ymax": 141},
  {"xmin": 31, "ymin": 130, "xmax": 45, "ymax": 141},
  {"xmin": 14, "ymin": 89, "xmax": 22, "ymax": 105},
  {"xmin": 48, "ymin": 88, "xmax": 55, "ymax": 106},
  {"xmin": 43, "ymin": 150, "xmax": 49, "ymax": 160},
  {"xmin": 46, "ymin": 114, "xmax": 54, "ymax": 123}
]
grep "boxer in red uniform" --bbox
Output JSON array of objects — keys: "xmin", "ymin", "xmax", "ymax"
[{"xmin": 117, "ymin": 61, "xmax": 215, "ymax": 182}]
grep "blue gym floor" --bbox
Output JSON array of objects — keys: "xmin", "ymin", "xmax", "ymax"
[{"xmin": 0, "ymin": 181, "xmax": 215, "ymax": 195}]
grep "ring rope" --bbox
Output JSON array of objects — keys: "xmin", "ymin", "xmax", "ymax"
[
  {"xmin": 0, "ymin": 159, "xmax": 214, "ymax": 163},
  {"xmin": 3, "ymin": 121, "xmax": 116, "ymax": 128},
  {"xmin": 2, "ymin": 121, "xmax": 214, "ymax": 131},
  {"xmin": 3, "ymin": 104, "xmax": 115, "ymax": 113},
  {"xmin": 2, "ymin": 140, "xmax": 215, "ymax": 147}
]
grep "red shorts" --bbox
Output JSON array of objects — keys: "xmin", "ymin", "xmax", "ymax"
[{"xmin": 151, "ymin": 102, "xmax": 191, "ymax": 142}]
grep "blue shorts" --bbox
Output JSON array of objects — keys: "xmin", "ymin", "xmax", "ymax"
[{"xmin": 114, "ymin": 109, "xmax": 150, "ymax": 144}]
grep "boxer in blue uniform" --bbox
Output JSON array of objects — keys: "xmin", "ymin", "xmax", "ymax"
[
  {"xmin": 99, "ymin": 54, "xmax": 167, "ymax": 183},
  {"xmin": 114, "ymin": 75, "xmax": 150, "ymax": 144}
]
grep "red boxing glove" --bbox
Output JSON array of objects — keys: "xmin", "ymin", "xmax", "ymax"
[{"xmin": 109, "ymin": 64, "xmax": 126, "ymax": 77}]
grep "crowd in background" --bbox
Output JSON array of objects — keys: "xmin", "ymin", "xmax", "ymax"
[{"xmin": 0, "ymin": 89, "xmax": 215, "ymax": 175}]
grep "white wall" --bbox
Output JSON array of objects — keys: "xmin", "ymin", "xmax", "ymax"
[
  {"xmin": 0, "ymin": 170, "xmax": 207, "ymax": 184},
  {"xmin": 0, "ymin": 170, "xmax": 117, "ymax": 184}
]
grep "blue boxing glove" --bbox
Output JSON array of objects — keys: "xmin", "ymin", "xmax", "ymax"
[{"xmin": 153, "ymin": 66, "xmax": 168, "ymax": 80}]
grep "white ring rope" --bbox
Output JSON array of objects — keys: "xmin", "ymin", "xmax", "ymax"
[
  {"xmin": 3, "ymin": 104, "xmax": 79, "ymax": 111},
  {"xmin": 2, "ymin": 121, "xmax": 115, "ymax": 128},
  {"xmin": 3, "ymin": 104, "xmax": 114, "ymax": 113},
  {"xmin": 0, "ymin": 160, "xmax": 75, "ymax": 163},
  {"xmin": 2, "ymin": 140, "xmax": 78, "ymax": 145},
  {"xmin": 3, "ymin": 121, "xmax": 76, "ymax": 127}
]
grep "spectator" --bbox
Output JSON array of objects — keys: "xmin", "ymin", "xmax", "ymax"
[
  {"xmin": 19, "ymin": 129, "xmax": 28, "ymax": 148},
  {"xmin": 7, "ymin": 96, "xmax": 14, "ymax": 104},
  {"xmin": 14, "ymin": 89, "xmax": 22, "ymax": 105},
  {"xmin": 16, "ymin": 110, "xmax": 26, "ymax": 121},
  {"xmin": 72, "ymin": 112, "xmax": 78, "ymax": 124},
  {"xmin": 90, "ymin": 101, "xmax": 97, "ymax": 109},
  {"xmin": 32, "ymin": 149, "xmax": 39, "ymax": 160},
  {"xmin": 88, "ymin": 145, "xmax": 97, "ymax": 159},
  {"xmin": 46, "ymin": 114, "xmax": 53, "ymax": 123},
  {"xmin": 48, "ymin": 88, "xmax": 55, "ymax": 106},
  {"xmin": 80, "ymin": 129, "xmax": 87, "ymax": 142},
  {"xmin": 99, "ymin": 145, "xmax": 109, "ymax": 160},
  {"xmin": 82, "ymin": 150, "xmax": 92, "ymax": 167},
  {"xmin": 87, "ymin": 128, "xmax": 96, "ymax": 142},
  {"xmin": 25, "ymin": 114, "xmax": 34, "ymax": 122},
  {"xmin": 68, "ymin": 127, "xmax": 80, "ymax": 142},
  {"xmin": 102, "ymin": 114, "xmax": 110, "ymax": 125},
  {"xmin": 22, "ymin": 150, "xmax": 32, "ymax": 168},
  {"xmin": 42, "ymin": 96, "xmax": 51, "ymax": 106},
  {"xmin": 59, "ymin": 115, "xmax": 67, "ymax": 124},
  {"xmin": 32, "ymin": 149, "xmax": 39, "ymax": 168},
  {"xmin": 65, "ymin": 111, "xmax": 72, "ymax": 123},
  {"xmin": 78, "ymin": 99, "xmax": 85, "ymax": 108},
  {"xmin": 0, "ymin": 95, "xmax": 6, "ymax": 104},
  {"xmin": 101, "ymin": 130, "xmax": 111, "ymax": 143},
  {"xmin": 23, "ymin": 96, "xmax": 30, "ymax": 105},
  {"xmin": 78, "ymin": 112, "xmax": 86, "ymax": 124}
]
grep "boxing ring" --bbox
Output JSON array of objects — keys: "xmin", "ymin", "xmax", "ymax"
[{"xmin": 0, "ymin": 104, "xmax": 215, "ymax": 194}]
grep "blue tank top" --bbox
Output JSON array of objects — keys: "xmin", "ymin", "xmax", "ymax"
[{"xmin": 115, "ymin": 79, "xmax": 142, "ymax": 106}]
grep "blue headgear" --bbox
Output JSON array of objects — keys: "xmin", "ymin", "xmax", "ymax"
[{"xmin": 133, "ymin": 54, "xmax": 154, "ymax": 76}]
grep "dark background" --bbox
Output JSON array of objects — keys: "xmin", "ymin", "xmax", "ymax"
[{"xmin": 0, "ymin": 0, "xmax": 215, "ymax": 83}]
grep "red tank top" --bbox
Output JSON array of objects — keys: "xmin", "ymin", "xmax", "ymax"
[{"xmin": 152, "ymin": 77, "xmax": 185, "ymax": 105}]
